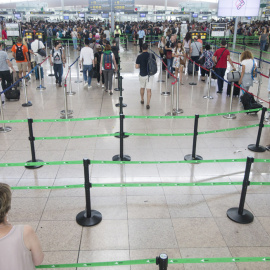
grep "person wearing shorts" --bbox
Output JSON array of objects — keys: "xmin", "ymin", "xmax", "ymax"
[
  {"xmin": 135, "ymin": 43, "xmax": 156, "ymax": 109},
  {"xmin": 11, "ymin": 37, "xmax": 29, "ymax": 80}
]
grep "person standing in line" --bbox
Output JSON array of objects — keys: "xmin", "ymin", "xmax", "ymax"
[
  {"xmin": 259, "ymin": 27, "xmax": 269, "ymax": 51},
  {"xmin": 212, "ymin": 39, "xmax": 236, "ymax": 94},
  {"xmin": 95, "ymin": 46, "xmax": 105, "ymax": 87},
  {"xmin": 172, "ymin": 40, "xmax": 186, "ymax": 84},
  {"xmin": 0, "ymin": 183, "xmax": 44, "ymax": 269},
  {"xmin": 114, "ymin": 25, "xmax": 121, "ymax": 47},
  {"xmin": 50, "ymin": 41, "xmax": 66, "ymax": 87},
  {"xmin": 11, "ymin": 37, "xmax": 29, "ymax": 81},
  {"xmin": 100, "ymin": 44, "xmax": 117, "ymax": 95},
  {"xmin": 1, "ymin": 27, "xmax": 7, "ymax": 50},
  {"xmin": 199, "ymin": 44, "xmax": 214, "ymax": 82},
  {"xmin": 165, "ymin": 35, "xmax": 176, "ymax": 78},
  {"xmin": 31, "ymin": 36, "xmax": 45, "ymax": 81},
  {"xmin": 135, "ymin": 43, "xmax": 156, "ymax": 109},
  {"xmin": 266, "ymin": 68, "xmax": 270, "ymax": 121},
  {"xmin": 138, "ymin": 27, "xmax": 145, "ymax": 53},
  {"xmin": 71, "ymin": 28, "xmax": 78, "ymax": 50},
  {"xmin": 111, "ymin": 39, "xmax": 119, "ymax": 77},
  {"xmin": 79, "ymin": 39, "xmax": 95, "ymax": 89},
  {"xmin": 189, "ymin": 36, "xmax": 202, "ymax": 72},
  {"xmin": 0, "ymin": 43, "xmax": 16, "ymax": 104}
]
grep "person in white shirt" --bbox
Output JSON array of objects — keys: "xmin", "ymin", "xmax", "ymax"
[
  {"xmin": 238, "ymin": 50, "xmax": 256, "ymax": 92},
  {"xmin": 104, "ymin": 27, "xmax": 110, "ymax": 42},
  {"xmin": 31, "ymin": 37, "xmax": 45, "ymax": 80},
  {"xmin": 79, "ymin": 39, "xmax": 95, "ymax": 88}
]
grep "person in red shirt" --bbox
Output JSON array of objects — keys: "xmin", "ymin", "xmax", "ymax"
[
  {"xmin": 212, "ymin": 39, "xmax": 236, "ymax": 93},
  {"xmin": 2, "ymin": 27, "xmax": 7, "ymax": 50},
  {"xmin": 11, "ymin": 37, "xmax": 29, "ymax": 80}
]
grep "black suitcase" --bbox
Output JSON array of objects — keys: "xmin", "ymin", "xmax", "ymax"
[
  {"xmin": 188, "ymin": 61, "xmax": 193, "ymax": 75},
  {"xmin": 5, "ymin": 71, "xmax": 20, "ymax": 101},
  {"xmin": 227, "ymin": 82, "xmax": 240, "ymax": 97},
  {"xmin": 240, "ymin": 92, "xmax": 262, "ymax": 113},
  {"xmin": 265, "ymin": 43, "xmax": 269, "ymax": 52}
]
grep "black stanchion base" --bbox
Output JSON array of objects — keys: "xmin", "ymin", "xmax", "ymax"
[
  {"xmin": 115, "ymin": 132, "xmax": 129, "ymax": 139},
  {"xmin": 114, "ymin": 88, "xmax": 124, "ymax": 91},
  {"xmin": 115, "ymin": 103, "xmax": 127, "ymax": 107},
  {"xmin": 48, "ymin": 74, "xmax": 55, "ymax": 76},
  {"xmin": 248, "ymin": 144, "xmax": 266, "ymax": 153},
  {"xmin": 227, "ymin": 207, "xmax": 254, "ymax": 224},
  {"xmin": 184, "ymin": 154, "xmax": 203, "ymax": 161},
  {"xmin": 22, "ymin": 101, "xmax": 32, "ymax": 107},
  {"xmin": 25, "ymin": 159, "xmax": 44, "ymax": 169},
  {"xmin": 76, "ymin": 210, "xmax": 102, "ymax": 227},
  {"xmin": 112, "ymin": 154, "xmax": 131, "ymax": 161},
  {"xmin": 189, "ymin": 82, "xmax": 197, "ymax": 85}
]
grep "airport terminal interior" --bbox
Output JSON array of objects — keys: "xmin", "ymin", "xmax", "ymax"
[{"xmin": 0, "ymin": 0, "xmax": 270, "ymax": 269}]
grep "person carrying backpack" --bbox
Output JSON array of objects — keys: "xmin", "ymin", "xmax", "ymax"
[
  {"xmin": 100, "ymin": 44, "xmax": 117, "ymax": 95},
  {"xmin": 11, "ymin": 37, "xmax": 29, "ymax": 81},
  {"xmin": 49, "ymin": 41, "xmax": 66, "ymax": 87},
  {"xmin": 135, "ymin": 43, "xmax": 157, "ymax": 109}
]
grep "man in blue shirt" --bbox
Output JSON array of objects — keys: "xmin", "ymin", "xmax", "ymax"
[{"xmin": 138, "ymin": 27, "xmax": 145, "ymax": 53}]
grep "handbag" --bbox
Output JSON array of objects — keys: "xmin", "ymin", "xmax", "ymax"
[
  {"xmin": 166, "ymin": 50, "xmax": 172, "ymax": 59},
  {"xmin": 198, "ymin": 56, "xmax": 205, "ymax": 65},
  {"xmin": 180, "ymin": 58, "xmax": 186, "ymax": 67},
  {"xmin": 37, "ymin": 49, "xmax": 46, "ymax": 57},
  {"xmin": 227, "ymin": 71, "xmax": 241, "ymax": 82},
  {"xmin": 159, "ymin": 47, "xmax": 164, "ymax": 54}
]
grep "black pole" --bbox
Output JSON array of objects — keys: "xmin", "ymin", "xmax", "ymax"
[
  {"xmin": 227, "ymin": 156, "xmax": 254, "ymax": 224},
  {"xmin": 76, "ymin": 158, "xmax": 102, "ymax": 227},
  {"xmin": 243, "ymin": 36, "xmax": 246, "ymax": 51},
  {"xmin": 248, "ymin": 107, "xmax": 267, "ymax": 152},
  {"xmin": 184, "ymin": 114, "xmax": 203, "ymax": 161},
  {"xmin": 112, "ymin": 114, "xmax": 131, "ymax": 161},
  {"xmin": 156, "ymin": 254, "xmax": 168, "ymax": 270},
  {"xmin": 115, "ymin": 76, "xmax": 127, "ymax": 108},
  {"xmin": 259, "ymin": 50, "xmax": 262, "ymax": 68},
  {"xmin": 25, "ymin": 118, "xmax": 44, "ymax": 169}
]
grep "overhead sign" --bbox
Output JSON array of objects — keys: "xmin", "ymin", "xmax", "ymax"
[
  {"xmin": 89, "ymin": 0, "xmax": 134, "ymax": 11},
  {"xmin": 63, "ymin": 11, "xmax": 77, "ymax": 14},
  {"xmin": 0, "ymin": 11, "xmax": 8, "ymax": 15},
  {"xmin": 171, "ymin": 12, "xmax": 190, "ymax": 15},
  {"xmin": 218, "ymin": 0, "xmax": 260, "ymax": 17}
]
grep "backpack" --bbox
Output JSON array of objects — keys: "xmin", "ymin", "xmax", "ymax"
[
  {"xmin": 103, "ymin": 53, "xmax": 113, "ymax": 70},
  {"xmin": 147, "ymin": 53, "xmax": 157, "ymax": 76},
  {"xmin": 240, "ymin": 92, "xmax": 263, "ymax": 112},
  {"xmin": 15, "ymin": 44, "xmax": 25, "ymax": 61},
  {"xmin": 58, "ymin": 31, "xmax": 63, "ymax": 38}
]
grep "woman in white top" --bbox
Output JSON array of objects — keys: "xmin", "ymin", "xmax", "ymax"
[
  {"xmin": 183, "ymin": 32, "xmax": 192, "ymax": 58},
  {"xmin": 0, "ymin": 183, "xmax": 44, "ymax": 269},
  {"xmin": 71, "ymin": 28, "xmax": 78, "ymax": 50},
  {"xmin": 238, "ymin": 50, "xmax": 256, "ymax": 92},
  {"xmin": 172, "ymin": 40, "xmax": 186, "ymax": 84}
]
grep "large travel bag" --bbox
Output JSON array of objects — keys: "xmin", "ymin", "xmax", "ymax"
[
  {"xmin": 227, "ymin": 82, "xmax": 240, "ymax": 97},
  {"xmin": 240, "ymin": 92, "xmax": 262, "ymax": 113},
  {"xmin": 4, "ymin": 71, "xmax": 20, "ymax": 101}
]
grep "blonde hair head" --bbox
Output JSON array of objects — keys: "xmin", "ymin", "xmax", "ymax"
[
  {"xmin": 0, "ymin": 183, "xmax": 11, "ymax": 223},
  {"xmin": 240, "ymin": 50, "xmax": 254, "ymax": 62}
]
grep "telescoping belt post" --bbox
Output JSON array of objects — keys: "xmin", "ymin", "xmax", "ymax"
[
  {"xmin": 75, "ymin": 57, "xmax": 82, "ymax": 83},
  {"xmin": 223, "ymin": 83, "xmax": 236, "ymax": 119},
  {"xmin": 25, "ymin": 118, "xmax": 44, "ymax": 169},
  {"xmin": 156, "ymin": 254, "xmax": 168, "ymax": 270},
  {"xmin": 256, "ymin": 69, "xmax": 263, "ymax": 104},
  {"xmin": 189, "ymin": 60, "xmax": 197, "ymax": 86},
  {"xmin": 203, "ymin": 70, "xmax": 213, "ymax": 99},
  {"xmin": 161, "ymin": 69, "xmax": 170, "ymax": 96},
  {"xmin": 36, "ymin": 65, "xmax": 46, "ymax": 90},
  {"xmin": 157, "ymin": 58, "xmax": 165, "ymax": 83},
  {"xmin": 227, "ymin": 156, "xmax": 254, "ymax": 224},
  {"xmin": 0, "ymin": 93, "xmax": 12, "ymax": 133},
  {"xmin": 248, "ymin": 107, "xmax": 267, "ymax": 153},
  {"xmin": 67, "ymin": 68, "xmax": 76, "ymax": 96},
  {"xmin": 175, "ymin": 77, "xmax": 183, "ymax": 114},
  {"xmin": 22, "ymin": 78, "xmax": 32, "ymax": 107},
  {"xmin": 115, "ymin": 76, "xmax": 127, "ymax": 108},
  {"xmin": 60, "ymin": 79, "xmax": 73, "ymax": 119},
  {"xmin": 166, "ymin": 83, "xmax": 176, "ymax": 116},
  {"xmin": 184, "ymin": 114, "xmax": 203, "ymax": 161},
  {"xmin": 76, "ymin": 159, "xmax": 102, "ymax": 227}
]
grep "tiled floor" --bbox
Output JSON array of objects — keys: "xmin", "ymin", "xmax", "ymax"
[{"xmin": 1, "ymin": 44, "xmax": 270, "ymax": 269}]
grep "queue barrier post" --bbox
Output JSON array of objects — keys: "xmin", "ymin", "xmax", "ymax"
[
  {"xmin": 114, "ymin": 61, "xmax": 124, "ymax": 91},
  {"xmin": 203, "ymin": 70, "xmax": 213, "ymax": 99},
  {"xmin": 76, "ymin": 159, "xmax": 102, "ymax": 227},
  {"xmin": 68, "ymin": 40, "xmax": 70, "ymax": 57},
  {"xmin": 48, "ymin": 61, "xmax": 55, "ymax": 77},
  {"xmin": 256, "ymin": 70, "xmax": 263, "ymax": 104},
  {"xmin": 161, "ymin": 69, "xmax": 170, "ymax": 96},
  {"xmin": 175, "ymin": 78, "xmax": 183, "ymax": 114},
  {"xmin": 112, "ymin": 113, "xmax": 131, "ymax": 161},
  {"xmin": 184, "ymin": 114, "xmax": 203, "ymax": 161},
  {"xmin": 60, "ymin": 79, "xmax": 73, "ymax": 119},
  {"xmin": 67, "ymin": 68, "xmax": 76, "ymax": 96},
  {"xmin": 75, "ymin": 57, "xmax": 82, "ymax": 84},
  {"xmin": 248, "ymin": 107, "xmax": 267, "ymax": 153},
  {"xmin": 0, "ymin": 93, "xmax": 12, "ymax": 133},
  {"xmin": 22, "ymin": 78, "xmax": 32, "ymax": 107},
  {"xmin": 189, "ymin": 60, "xmax": 197, "ymax": 86},
  {"xmin": 157, "ymin": 58, "xmax": 165, "ymax": 83},
  {"xmin": 223, "ymin": 83, "xmax": 236, "ymax": 119},
  {"xmin": 115, "ymin": 76, "xmax": 127, "ymax": 108},
  {"xmin": 227, "ymin": 156, "xmax": 254, "ymax": 224},
  {"xmin": 166, "ymin": 83, "xmax": 176, "ymax": 116},
  {"xmin": 25, "ymin": 118, "xmax": 43, "ymax": 169},
  {"xmin": 156, "ymin": 254, "xmax": 168, "ymax": 270},
  {"xmin": 36, "ymin": 65, "xmax": 46, "ymax": 90}
]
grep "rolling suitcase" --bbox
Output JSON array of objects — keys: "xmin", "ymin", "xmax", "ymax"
[
  {"xmin": 188, "ymin": 61, "xmax": 193, "ymax": 75},
  {"xmin": 4, "ymin": 71, "xmax": 20, "ymax": 101},
  {"xmin": 227, "ymin": 82, "xmax": 240, "ymax": 97}
]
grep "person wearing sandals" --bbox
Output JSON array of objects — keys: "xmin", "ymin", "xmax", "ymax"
[
  {"xmin": 199, "ymin": 44, "xmax": 214, "ymax": 82},
  {"xmin": 100, "ymin": 44, "xmax": 117, "ymax": 95},
  {"xmin": 172, "ymin": 40, "xmax": 186, "ymax": 85}
]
